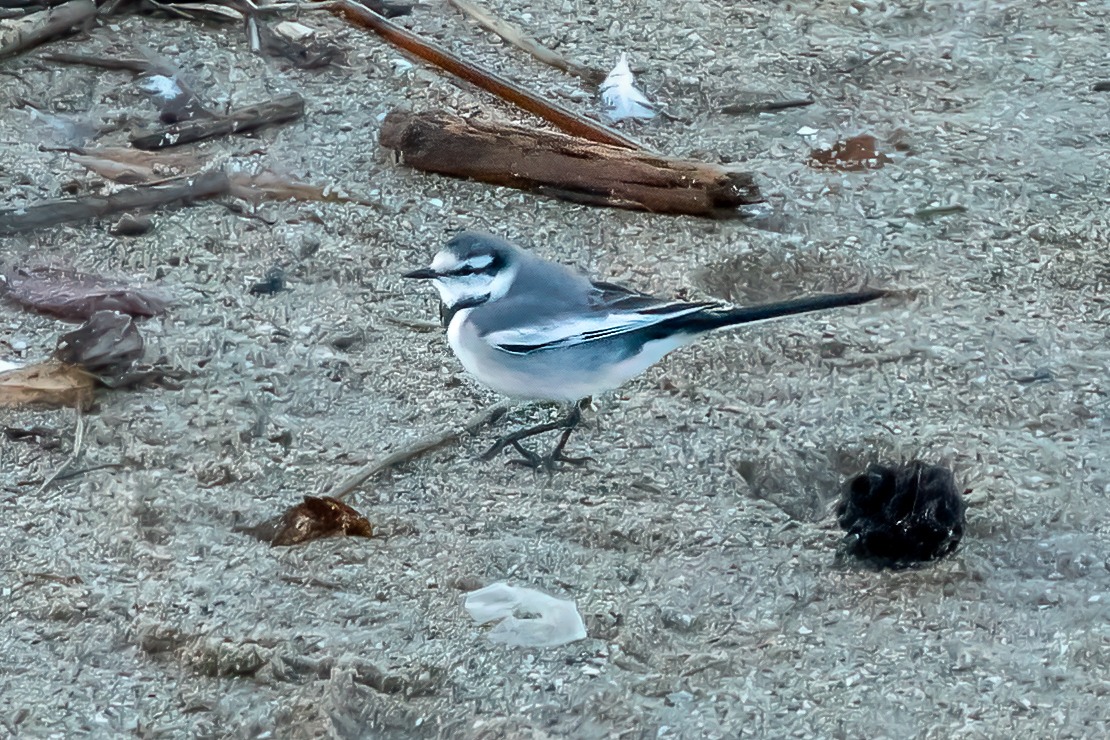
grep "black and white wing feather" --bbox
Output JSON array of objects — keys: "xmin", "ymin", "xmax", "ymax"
[{"xmin": 484, "ymin": 279, "xmax": 719, "ymax": 355}]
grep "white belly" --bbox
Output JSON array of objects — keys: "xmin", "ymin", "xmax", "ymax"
[{"xmin": 446, "ymin": 308, "xmax": 692, "ymax": 401}]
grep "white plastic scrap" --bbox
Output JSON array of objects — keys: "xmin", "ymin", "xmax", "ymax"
[
  {"xmin": 464, "ymin": 583, "xmax": 587, "ymax": 648},
  {"xmin": 275, "ymin": 21, "xmax": 316, "ymax": 42},
  {"xmin": 600, "ymin": 53, "xmax": 656, "ymax": 123}
]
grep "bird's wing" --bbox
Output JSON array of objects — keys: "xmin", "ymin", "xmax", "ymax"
[{"xmin": 482, "ymin": 298, "xmax": 715, "ymax": 355}]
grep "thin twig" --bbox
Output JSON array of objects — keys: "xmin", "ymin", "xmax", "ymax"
[
  {"xmin": 329, "ymin": 401, "xmax": 509, "ymax": 500},
  {"xmin": 329, "ymin": 0, "xmax": 642, "ymax": 150},
  {"xmin": 53, "ymin": 462, "xmax": 123, "ymax": 481},
  {"xmin": 380, "ymin": 313, "xmax": 442, "ymax": 332},
  {"xmin": 35, "ymin": 407, "xmax": 85, "ymax": 495},
  {"xmin": 838, "ymin": 49, "xmax": 892, "ymax": 74},
  {"xmin": 447, "ymin": 0, "xmax": 604, "ymax": 85},
  {"xmin": 912, "ymin": 204, "xmax": 967, "ymax": 220},
  {"xmin": 720, "ymin": 97, "xmax": 814, "ymax": 115}
]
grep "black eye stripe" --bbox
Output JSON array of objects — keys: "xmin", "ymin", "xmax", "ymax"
[{"xmin": 445, "ymin": 253, "xmax": 505, "ymax": 277}]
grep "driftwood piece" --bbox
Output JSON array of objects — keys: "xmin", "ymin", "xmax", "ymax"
[
  {"xmin": 380, "ymin": 110, "xmax": 762, "ymax": 217},
  {"xmin": 129, "ymin": 92, "xmax": 305, "ymax": 150},
  {"xmin": 330, "ymin": 0, "xmax": 639, "ymax": 150},
  {"xmin": 0, "ymin": 0, "xmax": 94, "ymax": 59},
  {"xmin": 0, "ymin": 169, "xmax": 230, "ymax": 234},
  {"xmin": 447, "ymin": 0, "xmax": 604, "ymax": 84}
]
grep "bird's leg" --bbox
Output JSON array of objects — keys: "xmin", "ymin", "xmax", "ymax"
[
  {"xmin": 542, "ymin": 405, "xmax": 595, "ymax": 468},
  {"xmin": 479, "ymin": 412, "xmax": 573, "ymax": 462},
  {"xmin": 480, "ymin": 399, "xmax": 593, "ymax": 468}
]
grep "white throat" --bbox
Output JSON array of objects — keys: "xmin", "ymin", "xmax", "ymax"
[{"xmin": 433, "ymin": 262, "xmax": 518, "ymax": 310}]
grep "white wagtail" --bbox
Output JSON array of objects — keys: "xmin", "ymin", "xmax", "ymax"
[{"xmin": 404, "ymin": 231, "xmax": 887, "ymax": 468}]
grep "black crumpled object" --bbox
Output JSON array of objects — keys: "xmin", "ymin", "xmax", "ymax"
[{"xmin": 836, "ymin": 461, "xmax": 966, "ymax": 568}]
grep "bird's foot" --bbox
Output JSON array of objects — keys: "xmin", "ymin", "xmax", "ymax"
[
  {"xmin": 478, "ymin": 402, "xmax": 592, "ymax": 471},
  {"xmin": 504, "ymin": 440, "xmax": 593, "ymax": 472}
]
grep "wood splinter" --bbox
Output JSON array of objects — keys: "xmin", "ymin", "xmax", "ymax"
[
  {"xmin": 0, "ymin": 170, "xmax": 230, "ymax": 235},
  {"xmin": 0, "ymin": 0, "xmax": 95, "ymax": 60},
  {"xmin": 380, "ymin": 110, "xmax": 762, "ymax": 218}
]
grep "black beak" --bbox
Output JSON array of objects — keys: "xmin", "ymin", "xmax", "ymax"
[{"xmin": 402, "ymin": 267, "xmax": 439, "ymax": 280}]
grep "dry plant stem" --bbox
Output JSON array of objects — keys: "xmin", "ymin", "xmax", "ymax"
[
  {"xmin": 328, "ymin": 0, "xmax": 640, "ymax": 150},
  {"xmin": 130, "ymin": 93, "xmax": 305, "ymax": 149},
  {"xmin": 380, "ymin": 109, "xmax": 762, "ymax": 217},
  {"xmin": 0, "ymin": 0, "xmax": 94, "ymax": 59},
  {"xmin": 447, "ymin": 0, "xmax": 604, "ymax": 85},
  {"xmin": 35, "ymin": 407, "xmax": 84, "ymax": 496},
  {"xmin": 328, "ymin": 401, "xmax": 510, "ymax": 501},
  {"xmin": 302, "ymin": 0, "xmax": 411, "ymax": 16},
  {"xmin": 0, "ymin": 170, "xmax": 231, "ymax": 235}
]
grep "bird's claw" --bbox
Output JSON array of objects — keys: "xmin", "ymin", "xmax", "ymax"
[{"xmin": 503, "ymin": 444, "xmax": 593, "ymax": 472}]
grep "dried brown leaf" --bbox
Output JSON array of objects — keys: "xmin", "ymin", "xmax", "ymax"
[
  {"xmin": 228, "ymin": 171, "xmax": 380, "ymax": 208},
  {"xmin": 70, "ymin": 147, "xmax": 205, "ymax": 184},
  {"xmin": 2, "ymin": 266, "xmax": 171, "ymax": 320},
  {"xmin": 0, "ymin": 360, "xmax": 96, "ymax": 409},
  {"xmin": 809, "ymin": 134, "xmax": 892, "ymax": 172},
  {"xmin": 271, "ymin": 496, "xmax": 373, "ymax": 547},
  {"xmin": 54, "ymin": 310, "xmax": 144, "ymax": 378}
]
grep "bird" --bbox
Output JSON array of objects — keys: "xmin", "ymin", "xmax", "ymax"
[{"xmin": 403, "ymin": 231, "xmax": 887, "ymax": 469}]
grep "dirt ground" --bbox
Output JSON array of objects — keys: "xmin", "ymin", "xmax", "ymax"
[{"xmin": 2, "ymin": 1, "xmax": 1108, "ymax": 738}]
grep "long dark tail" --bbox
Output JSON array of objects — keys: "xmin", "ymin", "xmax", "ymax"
[{"xmin": 664, "ymin": 288, "xmax": 888, "ymax": 334}]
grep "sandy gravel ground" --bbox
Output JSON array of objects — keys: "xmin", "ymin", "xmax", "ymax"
[{"xmin": 1, "ymin": 1, "xmax": 1108, "ymax": 737}]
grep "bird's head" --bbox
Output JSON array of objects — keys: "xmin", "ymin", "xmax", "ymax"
[{"xmin": 403, "ymin": 231, "xmax": 520, "ymax": 312}]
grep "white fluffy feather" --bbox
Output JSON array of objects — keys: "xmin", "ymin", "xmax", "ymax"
[{"xmin": 600, "ymin": 52, "xmax": 656, "ymax": 122}]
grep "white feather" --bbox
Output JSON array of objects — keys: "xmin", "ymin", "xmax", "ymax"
[
  {"xmin": 138, "ymin": 74, "xmax": 183, "ymax": 101},
  {"xmin": 600, "ymin": 52, "xmax": 656, "ymax": 122}
]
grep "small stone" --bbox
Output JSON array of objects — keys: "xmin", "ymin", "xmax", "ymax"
[
  {"xmin": 665, "ymin": 690, "xmax": 694, "ymax": 706},
  {"xmin": 110, "ymin": 213, "xmax": 154, "ymax": 237}
]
